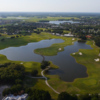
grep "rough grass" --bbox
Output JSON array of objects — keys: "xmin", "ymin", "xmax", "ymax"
[
  {"xmin": 0, "ymin": 32, "xmax": 58, "ymax": 50},
  {"xmin": 43, "ymin": 40, "xmax": 100, "ymax": 97},
  {"xmin": 34, "ymin": 36, "xmax": 76, "ymax": 56}
]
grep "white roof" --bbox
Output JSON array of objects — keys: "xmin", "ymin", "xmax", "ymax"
[{"xmin": 4, "ymin": 94, "xmax": 28, "ymax": 100}]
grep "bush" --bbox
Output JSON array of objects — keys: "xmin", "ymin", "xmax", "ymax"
[
  {"xmin": 15, "ymin": 79, "xmax": 23, "ymax": 84},
  {"xmin": 57, "ymin": 92, "xmax": 72, "ymax": 100},
  {"xmin": 79, "ymin": 94, "xmax": 91, "ymax": 100},
  {"xmin": 2, "ymin": 88, "xmax": 11, "ymax": 96},
  {"xmin": 41, "ymin": 61, "xmax": 50, "ymax": 69},
  {"xmin": 27, "ymin": 89, "xmax": 51, "ymax": 100},
  {"xmin": 1, "ymin": 38, "xmax": 5, "ymax": 41},
  {"xmin": 31, "ymin": 70, "xmax": 38, "ymax": 76},
  {"xmin": 11, "ymin": 36, "xmax": 15, "ymax": 39},
  {"xmin": 95, "ymin": 37, "xmax": 100, "ymax": 47},
  {"xmin": 10, "ymin": 84, "xmax": 23, "ymax": 94},
  {"xmin": 0, "ymin": 63, "xmax": 25, "ymax": 84}
]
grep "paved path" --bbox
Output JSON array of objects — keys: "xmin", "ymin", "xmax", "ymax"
[
  {"xmin": 41, "ymin": 66, "xmax": 60, "ymax": 94},
  {"xmin": 28, "ymin": 66, "xmax": 60, "ymax": 94}
]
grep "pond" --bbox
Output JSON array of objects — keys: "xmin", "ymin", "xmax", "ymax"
[
  {"xmin": 0, "ymin": 39, "xmax": 92, "ymax": 82},
  {"xmin": 49, "ymin": 20, "xmax": 80, "ymax": 24}
]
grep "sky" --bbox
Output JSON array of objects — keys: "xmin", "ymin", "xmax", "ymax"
[{"xmin": 0, "ymin": 0, "xmax": 100, "ymax": 12}]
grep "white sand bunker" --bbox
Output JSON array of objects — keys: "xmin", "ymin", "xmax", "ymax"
[
  {"xmin": 58, "ymin": 48, "xmax": 62, "ymax": 51},
  {"xmin": 79, "ymin": 52, "xmax": 82, "ymax": 55},
  {"xmin": 72, "ymin": 53, "xmax": 76, "ymax": 55},
  {"xmin": 20, "ymin": 62, "xmax": 23, "ymax": 64},
  {"xmin": 72, "ymin": 38, "xmax": 75, "ymax": 40},
  {"xmin": 94, "ymin": 58, "xmax": 100, "ymax": 62}
]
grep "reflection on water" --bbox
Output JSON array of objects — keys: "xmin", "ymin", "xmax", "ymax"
[{"xmin": 0, "ymin": 39, "xmax": 92, "ymax": 82}]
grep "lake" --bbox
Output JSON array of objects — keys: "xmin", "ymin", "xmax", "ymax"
[
  {"xmin": 49, "ymin": 21, "xmax": 80, "ymax": 24},
  {"xmin": 0, "ymin": 39, "xmax": 92, "ymax": 82}
]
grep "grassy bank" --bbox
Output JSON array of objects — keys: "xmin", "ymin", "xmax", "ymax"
[
  {"xmin": 34, "ymin": 36, "xmax": 76, "ymax": 56},
  {"xmin": 42, "ymin": 40, "xmax": 100, "ymax": 98},
  {"xmin": 0, "ymin": 32, "xmax": 59, "ymax": 50}
]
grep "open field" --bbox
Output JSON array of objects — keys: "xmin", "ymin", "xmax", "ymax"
[
  {"xmin": 0, "ymin": 32, "xmax": 59, "ymax": 50},
  {"xmin": 0, "ymin": 16, "xmax": 79, "ymax": 22}
]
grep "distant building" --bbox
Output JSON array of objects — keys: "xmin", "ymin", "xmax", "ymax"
[
  {"xmin": 64, "ymin": 33, "xmax": 74, "ymax": 37},
  {"xmin": 86, "ymin": 35, "xmax": 92, "ymax": 39},
  {"xmin": 3, "ymin": 94, "xmax": 28, "ymax": 100},
  {"xmin": 56, "ymin": 33, "xmax": 60, "ymax": 36}
]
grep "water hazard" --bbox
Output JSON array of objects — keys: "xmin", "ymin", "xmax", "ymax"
[{"xmin": 0, "ymin": 39, "xmax": 92, "ymax": 82}]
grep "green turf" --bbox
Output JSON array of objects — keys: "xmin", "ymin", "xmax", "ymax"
[{"xmin": 34, "ymin": 36, "xmax": 76, "ymax": 56}]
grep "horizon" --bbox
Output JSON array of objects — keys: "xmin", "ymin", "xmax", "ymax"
[{"xmin": 0, "ymin": 12, "xmax": 100, "ymax": 14}]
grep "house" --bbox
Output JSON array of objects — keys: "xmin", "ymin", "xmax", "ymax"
[
  {"xmin": 86, "ymin": 35, "xmax": 92, "ymax": 39},
  {"xmin": 56, "ymin": 33, "xmax": 60, "ymax": 36},
  {"xmin": 64, "ymin": 33, "xmax": 74, "ymax": 37},
  {"xmin": 3, "ymin": 94, "xmax": 28, "ymax": 100}
]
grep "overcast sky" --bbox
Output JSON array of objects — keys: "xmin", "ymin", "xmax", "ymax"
[{"xmin": 0, "ymin": 0, "xmax": 100, "ymax": 12}]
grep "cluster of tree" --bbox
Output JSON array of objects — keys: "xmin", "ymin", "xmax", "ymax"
[
  {"xmin": 41, "ymin": 61, "xmax": 50, "ymax": 69},
  {"xmin": 79, "ymin": 35, "xmax": 87, "ymax": 40},
  {"xmin": 26, "ymin": 89, "xmax": 51, "ymax": 100},
  {"xmin": 39, "ymin": 20, "xmax": 49, "ymax": 22},
  {"xmin": 58, "ymin": 92, "xmax": 77, "ymax": 100},
  {"xmin": 52, "ymin": 29, "xmax": 63, "ymax": 34},
  {"xmin": 57, "ymin": 92, "xmax": 99, "ymax": 100},
  {"xmin": 0, "ymin": 63, "xmax": 25, "ymax": 84},
  {"xmin": 2, "ymin": 84, "xmax": 25, "ymax": 96},
  {"xmin": 31, "ymin": 70, "xmax": 38, "ymax": 76},
  {"xmin": 0, "ymin": 22, "xmax": 51, "ymax": 35},
  {"xmin": 95, "ymin": 37, "xmax": 100, "ymax": 47},
  {"xmin": 1, "ymin": 38, "xmax": 5, "ymax": 41}
]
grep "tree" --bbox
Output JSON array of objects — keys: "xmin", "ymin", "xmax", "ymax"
[
  {"xmin": 79, "ymin": 94, "xmax": 91, "ymax": 100},
  {"xmin": 57, "ymin": 92, "xmax": 71, "ymax": 100},
  {"xmin": 27, "ymin": 89, "xmax": 51, "ymax": 100},
  {"xmin": 70, "ymin": 94, "xmax": 78, "ymax": 100},
  {"xmin": 91, "ymin": 97, "xmax": 98, "ymax": 100},
  {"xmin": 91, "ymin": 94, "xmax": 99, "ymax": 100},
  {"xmin": 95, "ymin": 37, "xmax": 100, "ymax": 47},
  {"xmin": 2, "ymin": 88, "xmax": 11, "ymax": 96},
  {"xmin": 31, "ymin": 70, "xmax": 38, "ymax": 76},
  {"xmin": 1, "ymin": 38, "xmax": 5, "ymax": 41},
  {"xmin": 10, "ymin": 84, "xmax": 23, "ymax": 94},
  {"xmin": 0, "ymin": 63, "xmax": 25, "ymax": 84},
  {"xmin": 41, "ymin": 61, "xmax": 50, "ymax": 69},
  {"xmin": 15, "ymin": 79, "xmax": 23, "ymax": 84}
]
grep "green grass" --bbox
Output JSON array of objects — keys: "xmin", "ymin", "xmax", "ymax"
[
  {"xmin": 24, "ymin": 16, "xmax": 79, "ymax": 22},
  {"xmin": 34, "ymin": 36, "xmax": 76, "ymax": 56},
  {"xmin": 0, "ymin": 16, "xmax": 79, "ymax": 22},
  {"xmin": 33, "ymin": 39, "xmax": 100, "ymax": 99},
  {"xmin": 0, "ymin": 33, "xmax": 58, "ymax": 50},
  {"xmin": 42, "ymin": 40, "xmax": 100, "ymax": 96}
]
